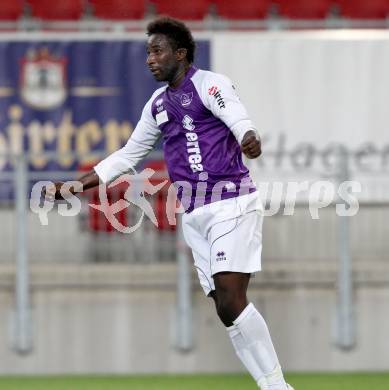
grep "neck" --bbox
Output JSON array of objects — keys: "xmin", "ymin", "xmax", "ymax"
[{"xmin": 169, "ymin": 63, "xmax": 191, "ymax": 88}]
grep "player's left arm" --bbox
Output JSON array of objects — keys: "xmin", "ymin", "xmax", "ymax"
[
  {"xmin": 201, "ymin": 73, "xmax": 261, "ymax": 159},
  {"xmin": 240, "ymin": 130, "xmax": 261, "ymax": 159}
]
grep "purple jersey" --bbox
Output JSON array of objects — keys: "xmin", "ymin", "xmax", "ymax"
[{"xmin": 95, "ymin": 66, "xmax": 258, "ymax": 212}]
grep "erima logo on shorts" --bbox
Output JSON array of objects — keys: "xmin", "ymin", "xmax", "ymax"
[
  {"xmin": 208, "ymin": 86, "xmax": 225, "ymax": 109},
  {"xmin": 216, "ymin": 251, "xmax": 227, "ymax": 261}
]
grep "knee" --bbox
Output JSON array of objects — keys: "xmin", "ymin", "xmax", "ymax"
[
  {"xmin": 216, "ymin": 290, "xmax": 247, "ymax": 325},
  {"xmin": 216, "ymin": 298, "xmax": 232, "ymax": 325}
]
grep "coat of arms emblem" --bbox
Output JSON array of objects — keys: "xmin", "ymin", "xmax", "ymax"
[
  {"xmin": 20, "ymin": 48, "xmax": 67, "ymax": 110},
  {"xmin": 180, "ymin": 92, "xmax": 193, "ymax": 107}
]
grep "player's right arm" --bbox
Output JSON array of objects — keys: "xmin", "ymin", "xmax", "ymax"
[{"xmin": 44, "ymin": 96, "xmax": 161, "ymax": 201}]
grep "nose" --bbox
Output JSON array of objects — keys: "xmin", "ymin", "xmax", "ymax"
[{"xmin": 146, "ymin": 54, "xmax": 155, "ymax": 66}]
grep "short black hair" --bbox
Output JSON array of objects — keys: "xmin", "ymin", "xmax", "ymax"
[{"xmin": 147, "ymin": 17, "xmax": 195, "ymax": 64}]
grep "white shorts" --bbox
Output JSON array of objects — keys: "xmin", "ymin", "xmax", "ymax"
[{"xmin": 182, "ymin": 192, "xmax": 264, "ymax": 296}]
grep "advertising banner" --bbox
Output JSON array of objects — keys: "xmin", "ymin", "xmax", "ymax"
[
  {"xmin": 0, "ymin": 38, "xmax": 210, "ymax": 199},
  {"xmin": 212, "ymin": 31, "xmax": 389, "ymax": 200}
]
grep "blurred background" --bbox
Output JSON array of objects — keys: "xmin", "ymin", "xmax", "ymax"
[{"xmin": 0, "ymin": 0, "xmax": 388, "ymax": 380}]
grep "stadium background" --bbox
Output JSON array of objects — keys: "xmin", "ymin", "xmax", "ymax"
[{"xmin": 0, "ymin": 0, "xmax": 388, "ymax": 388}]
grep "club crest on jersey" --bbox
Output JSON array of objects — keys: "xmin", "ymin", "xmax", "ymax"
[
  {"xmin": 20, "ymin": 47, "xmax": 67, "ymax": 110},
  {"xmin": 208, "ymin": 85, "xmax": 225, "ymax": 109},
  {"xmin": 180, "ymin": 92, "xmax": 193, "ymax": 107}
]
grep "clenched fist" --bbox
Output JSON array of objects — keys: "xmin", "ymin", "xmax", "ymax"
[{"xmin": 241, "ymin": 130, "xmax": 262, "ymax": 159}]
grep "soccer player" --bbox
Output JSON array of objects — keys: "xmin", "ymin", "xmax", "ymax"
[{"xmin": 45, "ymin": 17, "xmax": 293, "ymax": 390}]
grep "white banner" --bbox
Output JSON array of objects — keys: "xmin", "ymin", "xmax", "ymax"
[{"xmin": 212, "ymin": 31, "xmax": 389, "ymax": 201}]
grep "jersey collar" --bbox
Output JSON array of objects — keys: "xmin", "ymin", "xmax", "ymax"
[{"xmin": 168, "ymin": 65, "xmax": 197, "ymax": 92}]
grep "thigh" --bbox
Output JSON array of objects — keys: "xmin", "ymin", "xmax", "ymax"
[{"xmin": 213, "ymin": 271, "xmax": 250, "ymax": 295}]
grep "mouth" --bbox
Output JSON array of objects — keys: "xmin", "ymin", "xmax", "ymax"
[{"xmin": 149, "ymin": 68, "xmax": 160, "ymax": 76}]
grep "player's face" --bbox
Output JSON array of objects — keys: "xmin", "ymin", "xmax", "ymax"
[{"xmin": 146, "ymin": 34, "xmax": 179, "ymax": 82}]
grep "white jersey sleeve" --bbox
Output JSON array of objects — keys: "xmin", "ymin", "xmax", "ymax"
[
  {"xmin": 191, "ymin": 70, "xmax": 258, "ymax": 144},
  {"xmin": 94, "ymin": 90, "xmax": 162, "ymax": 184}
]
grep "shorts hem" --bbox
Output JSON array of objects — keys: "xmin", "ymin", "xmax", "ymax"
[{"xmin": 210, "ymin": 266, "xmax": 261, "ymax": 277}]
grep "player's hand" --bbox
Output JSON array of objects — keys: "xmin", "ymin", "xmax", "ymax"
[
  {"xmin": 241, "ymin": 130, "xmax": 261, "ymax": 159},
  {"xmin": 41, "ymin": 182, "xmax": 65, "ymax": 201}
]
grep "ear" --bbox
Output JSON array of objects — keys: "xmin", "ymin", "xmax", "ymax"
[{"xmin": 175, "ymin": 48, "xmax": 187, "ymax": 61}]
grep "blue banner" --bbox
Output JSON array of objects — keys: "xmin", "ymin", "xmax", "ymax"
[{"xmin": 0, "ymin": 40, "xmax": 210, "ymax": 174}]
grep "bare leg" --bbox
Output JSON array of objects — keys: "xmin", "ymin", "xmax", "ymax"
[
  {"xmin": 210, "ymin": 272, "xmax": 288, "ymax": 390},
  {"xmin": 212, "ymin": 271, "xmax": 250, "ymax": 326}
]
